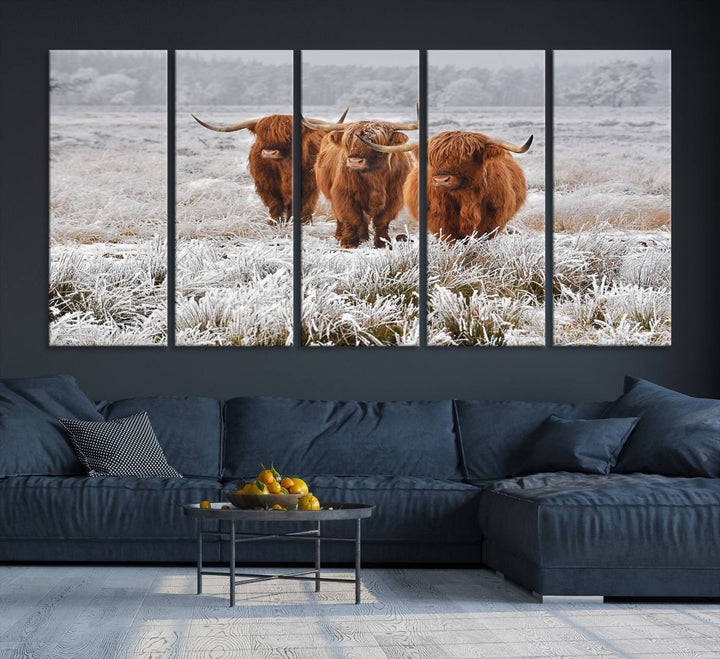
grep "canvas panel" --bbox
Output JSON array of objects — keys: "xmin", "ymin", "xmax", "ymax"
[
  {"xmin": 426, "ymin": 50, "xmax": 546, "ymax": 346},
  {"xmin": 553, "ymin": 50, "xmax": 671, "ymax": 346},
  {"xmin": 49, "ymin": 50, "xmax": 168, "ymax": 345},
  {"xmin": 175, "ymin": 50, "xmax": 294, "ymax": 346},
  {"xmin": 301, "ymin": 50, "xmax": 420, "ymax": 347}
]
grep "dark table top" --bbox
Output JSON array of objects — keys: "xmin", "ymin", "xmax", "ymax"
[{"xmin": 182, "ymin": 502, "xmax": 374, "ymax": 522}]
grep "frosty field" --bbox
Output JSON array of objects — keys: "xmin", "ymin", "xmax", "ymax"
[
  {"xmin": 554, "ymin": 105, "xmax": 671, "ymax": 346},
  {"xmin": 50, "ymin": 104, "xmax": 669, "ymax": 347},
  {"xmin": 50, "ymin": 106, "xmax": 167, "ymax": 346}
]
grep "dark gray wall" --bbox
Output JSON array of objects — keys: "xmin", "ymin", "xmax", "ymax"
[{"xmin": 1, "ymin": 0, "xmax": 717, "ymax": 402}]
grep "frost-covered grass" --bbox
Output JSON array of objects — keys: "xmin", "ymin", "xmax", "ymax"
[
  {"xmin": 50, "ymin": 104, "xmax": 670, "ymax": 347},
  {"xmin": 554, "ymin": 226, "xmax": 671, "ymax": 345},
  {"xmin": 553, "ymin": 106, "xmax": 671, "ymax": 345},
  {"xmin": 50, "ymin": 106, "xmax": 167, "ymax": 345},
  {"xmin": 49, "ymin": 238, "xmax": 167, "ymax": 346},
  {"xmin": 301, "ymin": 236, "xmax": 419, "ymax": 346},
  {"xmin": 175, "ymin": 238, "xmax": 292, "ymax": 346},
  {"xmin": 428, "ymin": 232, "xmax": 545, "ymax": 346}
]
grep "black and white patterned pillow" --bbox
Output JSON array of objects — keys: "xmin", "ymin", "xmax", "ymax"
[{"xmin": 59, "ymin": 412, "xmax": 182, "ymax": 478}]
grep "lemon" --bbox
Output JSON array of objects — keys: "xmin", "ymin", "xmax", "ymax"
[
  {"xmin": 289, "ymin": 478, "xmax": 309, "ymax": 494},
  {"xmin": 199, "ymin": 500, "xmax": 211, "ymax": 509},
  {"xmin": 298, "ymin": 494, "xmax": 320, "ymax": 511},
  {"xmin": 267, "ymin": 480, "xmax": 283, "ymax": 494},
  {"xmin": 246, "ymin": 480, "xmax": 268, "ymax": 495}
]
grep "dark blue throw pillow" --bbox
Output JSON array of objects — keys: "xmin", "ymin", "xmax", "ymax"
[
  {"xmin": 0, "ymin": 375, "xmax": 104, "ymax": 477},
  {"xmin": 514, "ymin": 415, "xmax": 639, "ymax": 476},
  {"xmin": 605, "ymin": 376, "xmax": 720, "ymax": 477}
]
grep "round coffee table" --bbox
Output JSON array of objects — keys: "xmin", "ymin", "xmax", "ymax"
[{"xmin": 182, "ymin": 503, "xmax": 374, "ymax": 606}]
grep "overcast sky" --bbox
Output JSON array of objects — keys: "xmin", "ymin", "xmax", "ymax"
[
  {"xmin": 178, "ymin": 50, "xmax": 292, "ymax": 64},
  {"xmin": 303, "ymin": 50, "xmax": 418, "ymax": 67},
  {"xmin": 57, "ymin": 49, "xmax": 670, "ymax": 69},
  {"xmin": 429, "ymin": 50, "xmax": 543, "ymax": 70},
  {"xmin": 555, "ymin": 50, "xmax": 670, "ymax": 66}
]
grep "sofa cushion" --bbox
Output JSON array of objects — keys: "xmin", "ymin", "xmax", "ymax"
[
  {"xmin": 478, "ymin": 472, "xmax": 720, "ymax": 569},
  {"xmin": 0, "ymin": 375, "xmax": 104, "ymax": 477},
  {"xmin": 59, "ymin": 413, "xmax": 182, "ymax": 478},
  {"xmin": 224, "ymin": 397, "xmax": 461, "ymax": 480},
  {"xmin": 514, "ymin": 415, "xmax": 639, "ymax": 476},
  {"xmin": 100, "ymin": 396, "xmax": 223, "ymax": 479},
  {"xmin": 605, "ymin": 377, "xmax": 720, "ymax": 477},
  {"xmin": 0, "ymin": 475, "xmax": 222, "ymax": 541},
  {"xmin": 219, "ymin": 475, "xmax": 483, "ymax": 544},
  {"xmin": 454, "ymin": 400, "xmax": 611, "ymax": 482}
]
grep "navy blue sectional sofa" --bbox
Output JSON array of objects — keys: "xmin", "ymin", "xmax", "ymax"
[{"xmin": 1, "ymin": 374, "xmax": 719, "ymax": 598}]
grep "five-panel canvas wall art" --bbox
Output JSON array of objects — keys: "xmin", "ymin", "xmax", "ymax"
[{"xmin": 49, "ymin": 50, "xmax": 671, "ymax": 347}]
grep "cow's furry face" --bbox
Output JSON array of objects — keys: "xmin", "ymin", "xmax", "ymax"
[
  {"xmin": 428, "ymin": 131, "xmax": 503, "ymax": 190},
  {"xmin": 253, "ymin": 115, "xmax": 293, "ymax": 161},
  {"xmin": 328, "ymin": 121, "xmax": 409, "ymax": 172}
]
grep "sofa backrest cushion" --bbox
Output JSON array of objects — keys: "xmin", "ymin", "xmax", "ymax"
[
  {"xmin": 606, "ymin": 376, "xmax": 720, "ymax": 477},
  {"xmin": 100, "ymin": 396, "xmax": 223, "ymax": 479},
  {"xmin": 223, "ymin": 397, "xmax": 460, "ymax": 480},
  {"xmin": 454, "ymin": 399, "xmax": 611, "ymax": 482},
  {"xmin": 0, "ymin": 375, "xmax": 103, "ymax": 477}
]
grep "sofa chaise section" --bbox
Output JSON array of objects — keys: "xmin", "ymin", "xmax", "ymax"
[{"xmin": 478, "ymin": 472, "xmax": 720, "ymax": 597}]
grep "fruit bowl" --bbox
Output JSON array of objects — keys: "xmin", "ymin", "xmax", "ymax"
[{"xmin": 226, "ymin": 492, "xmax": 303, "ymax": 510}]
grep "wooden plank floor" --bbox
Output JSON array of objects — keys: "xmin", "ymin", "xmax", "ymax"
[{"xmin": 1, "ymin": 566, "xmax": 719, "ymax": 658}]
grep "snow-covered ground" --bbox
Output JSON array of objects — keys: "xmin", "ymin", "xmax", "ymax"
[
  {"xmin": 50, "ymin": 104, "xmax": 669, "ymax": 347},
  {"xmin": 554, "ymin": 105, "xmax": 671, "ymax": 345},
  {"xmin": 50, "ymin": 106, "xmax": 167, "ymax": 346}
]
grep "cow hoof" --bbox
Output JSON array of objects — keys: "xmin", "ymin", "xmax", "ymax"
[{"xmin": 395, "ymin": 233, "xmax": 408, "ymax": 242}]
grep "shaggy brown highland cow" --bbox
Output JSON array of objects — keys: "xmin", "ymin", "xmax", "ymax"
[
  {"xmin": 192, "ymin": 109, "xmax": 348, "ymax": 224},
  {"xmin": 303, "ymin": 112, "xmax": 418, "ymax": 248},
  {"xmin": 360, "ymin": 130, "xmax": 532, "ymax": 241}
]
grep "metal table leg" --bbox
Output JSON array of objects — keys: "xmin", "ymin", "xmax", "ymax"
[
  {"xmin": 196, "ymin": 517, "xmax": 203, "ymax": 595},
  {"xmin": 355, "ymin": 518, "xmax": 361, "ymax": 605},
  {"xmin": 229, "ymin": 519, "xmax": 236, "ymax": 607},
  {"xmin": 315, "ymin": 521, "xmax": 321, "ymax": 592}
]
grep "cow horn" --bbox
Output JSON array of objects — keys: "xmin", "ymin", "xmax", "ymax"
[
  {"xmin": 191, "ymin": 114, "xmax": 260, "ymax": 132},
  {"xmin": 304, "ymin": 107, "xmax": 350, "ymax": 125},
  {"xmin": 356, "ymin": 135, "xmax": 418, "ymax": 153},
  {"xmin": 388, "ymin": 102, "xmax": 420, "ymax": 131},
  {"xmin": 485, "ymin": 134, "xmax": 533, "ymax": 153},
  {"xmin": 301, "ymin": 116, "xmax": 349, "ymax": 132}
]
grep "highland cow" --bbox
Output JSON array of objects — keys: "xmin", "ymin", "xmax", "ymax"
[
  {"xmin": 360, "ymin": 130, "xmax": 532, "ymax": 241},
  {"xmin": 192, "ymin": 109, "xmax": 348, "ymax": 224},
  {"xmin": 303, "ymin": 112, "xmax": 418, "ymax": 248}
]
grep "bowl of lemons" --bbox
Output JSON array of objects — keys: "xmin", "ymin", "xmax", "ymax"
[{"xmin": 225, "ymin": 464, "xmax": 320, "ymax": 511}]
